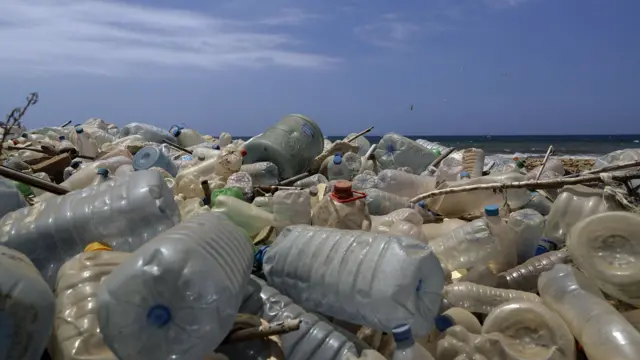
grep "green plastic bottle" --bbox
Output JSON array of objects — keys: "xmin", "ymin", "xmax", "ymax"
[
  {"xmin": 13, "ymin": 181, "xmax": 34, "ymax": 197},
  {"xmin": 208, "ymin": 187, "xmax": 244, "ymax": 207}
]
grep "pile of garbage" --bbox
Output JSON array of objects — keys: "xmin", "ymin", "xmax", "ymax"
[{"xmin": 2, "ymin": 111, "xmax": 640, "ymax": 360}]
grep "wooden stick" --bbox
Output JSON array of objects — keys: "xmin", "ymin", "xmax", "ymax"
[
  {"xmin": 345, "ymin": 126, "xmax": 374, "ymax": 143},
  {"xmin": 427, "ymin": 147, "xmax": 456, "ymax": 173},
  {"xmin": 7, "ymin": 145, "xmax": 49, "ymax": 154},
  {"xmin": 0, "ymin": 165, "xmax": 70, "ymax": 195},
  {"xmin": 535, "ymin": 145, "xmax": 554, "ymax": 181},
  {"xmin": 409, "ymin": 171, "xmax": 640, "ymax": 203},
  {"xmin": 565, "ymin": 160, "xmax": 640, "ymax": 178},
  {"xmin": 278, "ymin": 171, "xmax": 313, "ymax": 186},
  {"xmin": 256, "ymin": 185, "xmax": 305, "ymax": 194},
  {"xmin": 60, "ymin": 120, "xmax": 72, "ymax": 127},
  {"xmin": 223, "ymin": 318, "xmax": 301, "ymax": 344},
  {"xmin": 161, "ymin": 139, "xmax": 193, "ymax": 155}
]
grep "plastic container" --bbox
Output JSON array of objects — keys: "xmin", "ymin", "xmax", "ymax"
[
  {"xmin": 241, "ymin": 114, "xmax": 324, "ymax": 179},
  {"xmin": 311, "ymin": 180, "xmax": 372, "ymax": 231},
  {"xmin": 391, "ymin": 324, "xmax": 435, "ymax": 360},
  {"xmin": 50, "ymin": 244, "xmax": 129, "ymax": 360},
  {"xmin": 211, "ymin": 195, "xmax": 275, "ymax": 236},
  {"xmin": 118, "ymin": 122, "xmax": 175, "ymax": 144},
  {"xmin": 363, "ymin": 188, "xmax": 412, "ymax": 216},
  {"xmin": 0, "ymin": 177, "xmax": 27, "ymax": 218},
  {"xmin": 484, "ymin": 205, "xmax": 517, "ymax": 273},
  {"xmin": 508, "ymin": 209, "xmax": 545, "ymax": 263},
  {"xmin": 225, "ymin": 171, "xmax": 253, "ymax": 198},
  {"xmin": 442, "ymin": 282, "xmax": 541, "ymax": 314},
  {"xmin": 0, "ymin": 245, "xmax": 55, "ymax": 360},
  {"xmin": 175, "ymin": 151, "xmax": 242, "ymax": 198},
  {"xmin": 57, "ymin": 135, "xmax": 75, "ymax": 152},
  {"xmin": 0, "ymin": 170, "xmax": 180, "ymax": 287},
  {"xmin": 252, "ymin": 195, "xmax": 274, "ymax": 213},
  {"xmin": 81, "ymin": 126, "xmax": 117, "ymax": 148},
  {"xmin": 218, "ymin": 132, "xmax": 232, "ymax": 148},
  {"xmin": 273, "ymin": 190, "xmax": 312, "ymax": 232},
  {"xmin": 89, "ymin": 168, "xmax": 112, "ymax": 186},
  {"xmin": 376, "ymin": 170, "xmax": 437, "ymax": 198},
  {"xmin": 261, "ymin": 225, "xmax": 445, "ymax": 335},
  {"xmin": 240, "ymin": 162, "xmax": 279, "ymax": 186},
  {"xmin": 375, "ymin": 133, "xmax": 438, "ymax": 174},
  {"xmin": 294, "ymin": 173, "xmax": 329, "ymax": 188},
  {"xmin": 421, "ymin": 307, "xmax": 481, "ymax": 355},
  {"xmin": 168, "ymin": 125, "xmax": 205, "ymax": 148},
  {"xmin": 69, "ymin": 126, "xmax": 98, "ymax": 158},
  {"xmin": 497, "ymin": 250, "xmax": 570, "ymax": 292},
  {"xmin": 415, "ymin": 139, "xmax": 448, "ymax": 155},
  {"xmin": 567, "ymin": 212, "xmax": 640, "ymax": 306},
  {"xmin": 460, "ymin": 148, "xmax": 485, "ymax": 178},
  {"xmin": 421, "ymin": 219, "xmax": 468, "ymax": 242},
  {"xmin": 133, "ymin": 146, "xmax": 179, "ymax": 177},
  {"xmin": 97, "ymin": 212, "xmax": 254, "ymax": 360},
  {"xmin": 538, "ymin": 263, "xmax": 640, "ymax": 360},
  {"xmin": 53, "ymin": 156, "xmax": 132, "ymax": 193},
  {"xmin": 523, "ymin": 191, "xmax": 553, "ymax": 215}
]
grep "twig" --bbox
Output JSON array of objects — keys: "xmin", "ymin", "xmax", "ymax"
[
  {"xmin": 60, "ymin": 120, "xmax": 72, "ymax": 127},
  {"xmin": 255, "ymin": 185, "xmax": 304, "ymax": 194},
  {"xmin": 1, "ymin": 92, "xmax": 39, "ymax": 157},
  {"xmin": 345, "ymin": 126, "xmax": 374, "ymax": 143},
  {"xmin": 0, "ymin": 165, "xmax": 70, "ymax": 195},
  {"xmin": 222, "ymin": 318, "xmax": 301, "ymax": 344},
  {"xmin": 161, "ymin": 139, "xmax": 192, "ymax": 154},
  {"xmin": 427, "ymin": 147, "xmax": 456, "ymax": 174},
  {"xmin": 278, "ymin": 171, "xmax": 313, "ymax": 186},
  {"xmin": 410, "ymin": 171, "xmax": 640, "ymax": 203},
  {"xmin": 535, "ymin": 145, "xmax": 554, "ymax": 181}
]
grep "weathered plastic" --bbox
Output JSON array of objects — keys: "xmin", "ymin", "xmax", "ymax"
[
  {"xmin": 375, "ymin": 133, "xmax": 438, "ymax": 174},
  {"xmin": 211, "ymin": 195, "xmax": 275, "ymax": 236},
  {"xmin": 0, "ymin": 177, "xmax": 27, "ymax": 218},
  {"xmin": 442, "ymin": 282, "xmax": 541, "ymax": 314},
  {"xmin": 273, "ymin": 190, "xmax": 312, "ymax": 232},
  {"xmin": 118, "ymin": 122, "xmax": 175, "ymax": 144},
  {"xmin": 133, "ymin": 146, "xmax": 178, "ymax": 177}
]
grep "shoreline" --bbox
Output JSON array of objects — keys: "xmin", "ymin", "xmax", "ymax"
[{"xmin": 523, "ymin": 157, "xmax": 595, "ymax": 173}]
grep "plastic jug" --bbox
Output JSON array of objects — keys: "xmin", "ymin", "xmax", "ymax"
[
  {"xmin": 168, "ymin": 125, "xmax": 205, "ymax": 148},
  {"xmin": 69, "ymin": 126, "xmax": 98, "ymax": 158},
  {"xmin": 50, "ymin": 243, "xmax": 129, "ymax": 360},
  {"xmin": 211, "ymin": 195, "xmax": 275, "ymax": 236},
  {"xmin": 273, "ymin": 190, "xmax": 312, "ymax": 233},
  {"xmin": 0, "ymin": 245, "xmax": 55, "ymax": 360},
  {"xmin": 118, "ymin": 122, "xmax": 175, "ymax": 144},
  {"xmin": 90, "ymin": 168, "xmax": 112, "ymax": 186},
  {"xmin": 240, "ymin": 162, "xmax": 279, "ymax": 186},
  {"xmin": 376, "ymin": 170, "xmax": 436, "ymax": 198},
  {"xmin": 327, "ymin": 152, "xmax": 361, "ymax": 181},
  {"xmin": 460, "ymin": 148, "xmax": 485, "ymax": 178},
  {"xmin": 363, "ymin": 188, "xmax": 412, "ymax": 216},
  {"xmin": 97, "ymin": 212, "xmax": 254, "ymax": 360},
  {"xmin": 311, "ymin": 180, "xmax": 372, "ymax": 231},
  {"xmin": 53, "ymin": 156, "xmax": 132, "ymax": 193},
  {"xmin": 241, "ymin": 114, "xmax": 325, "ymax": 179},
  {"xmin": 508, "ymin": 209, "xmax": 545, "ymax": 263},
  {"xmin": 375, "ymin": 133, "xmax": 438, "ymax": 174},
  {"xmin": 133, "ymin": 146, "xmax": 179, "ymax": 177},
  {"xmin": 261, "ymin": 225, "xmax": 445, "ymax": 335},
  {"xmin": 175, "ymin": 151, "xmax": 242, "ymax": 196}
]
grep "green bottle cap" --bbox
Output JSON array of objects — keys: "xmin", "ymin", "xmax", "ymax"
[{"xmin": 14, "ymin": 182, "xmax": 34, "ymax": 197}]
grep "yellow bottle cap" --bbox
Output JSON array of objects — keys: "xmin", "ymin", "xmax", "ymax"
[{"xmin": 84, "ymin": 242, "xmax": 113, "ymax": 252}]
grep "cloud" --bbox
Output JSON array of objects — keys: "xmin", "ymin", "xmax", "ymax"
[
  {"xmin": 354, "ymin": 14, "xmax": 445, "ymax": 49},
  {"xmin": 0, "ymin": 0, "xmax": 338, "ymax": 76}
]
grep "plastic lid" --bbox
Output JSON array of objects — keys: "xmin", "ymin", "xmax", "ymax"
[
  {"xmin": 21, "ymin": 132, "xmax": 29, "ymax": 138},
  {"xmin": 484, "ymin": 205, "xmax": 500, "ymax": 216},
  {"xmin": 254, "ymin": 246, "xmax": 269, "ymax": 270},
  {"xmin": 212, "ymin": 144, "xmax": 220, "ymax": 150},
  {"xmin": 58, "ymin": 136, "xmax": 66, "ymax": 141},
  {"xmin": 333, "ymin": 152, "xmax": 343, "ymax": 165},
  {"xmin": 460, "ymin": 171, "xmax": 470, "ymax": 178},
  {"xmin": 75, "ymin": 126, "xmax": 84, "ymax": 133},
  {"xmin": 84, "ymin": 242, "xmax": 113, "ymax": 252},
  {"xmin": 70, "ymin": 161, "xmax": 81, "ymax": 169},
  {"xmin": 392, "ymin": 324, "xmax": 413, "ymax": 342},
  {"xmin": 516, "ymin": 160, "xmax": 525, "ymax": 168},
  {"xmin": 332, "ymin": 180, "xmax": 353, "ymax": 199},
  {"xmin": 11, "ymin": 139, "xmax": 19, "ymax": 145},
  {"xmin": 97, "ymin": 168, "xmax": 109, "ymax": 177},
  {"xmin": 435, "ymin": 314, "xmax": 455, "ymax": 332},
  {"xmin": 240, "ymin": 148, "xmax": 247, "ymax": 157},
  {"xmin": 133, "ymin": 147, "xmax": 161, "ymax": 171},
  {"xmin": 147, "ymin": 304, "xmax": 172, "ymax": 328},
  {"xmin": 417, "ymin": 200, "xmax": 426, "ymax": 209},
  {"xmin": 169, "ymin": 125, "xmax": 182, "ymax": 137},
  {"xmin": 309, "ymin": 186, "xmax": 319, "ymax": 197}
]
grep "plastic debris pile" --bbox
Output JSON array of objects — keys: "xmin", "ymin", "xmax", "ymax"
[{"xmin": 2, "ymin": 113, "xmax": 640, "ymax": 360}]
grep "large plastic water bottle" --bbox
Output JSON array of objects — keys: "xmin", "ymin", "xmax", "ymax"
[
  {"xmin": 69, "ymin": 126, "xmax": 98, "ymax": 158},
  {"xmin": 241, "ymin": 114, "xmax": 325, "ymax": 179},
  {"xmin": 119, "ymin": 122, "xmax": 175, "ymax": 144},
  {"xmin": 0, "ymin": 177, "xmax": 27, "ymax": 218},
  {"xmin": 496, "ymin": 249, "xmax": 570, "ymax": 292},
  {"xmin": 97, "ymin": 212, "xmax": 254, "ymax": 360},
  {"xmin": 392, "ymin": 324, "xmax": 435, "ymax": 360},
  {"xmin": 90, "ymin": 168, "xmax": 113, "ymax": 186},
  {"xmin": 168, "ymin": 125, "xmax": 205, "ymax": 147},
  {"xmin": 363, "ymin": 188, "xmax": 412, "ymax": 216},
  {"xmin": 508, "ymin": 209, "xmax": 545, "ymax": 263},
  {"xmin": 261, "ymin": 225, "xmax": 444, "ymax": 335},
  {"xmin": 0, "ymin": 170, "xmax": 180, "ymax": 286},
  {"xmin": 212, "ymin": 195, "xmax": 275, "ymax": 236},
  {"xmin": 240, "ymin": 162, "xmax": 279, "ymax": 186},
  {"xmin": 376, "ymin": 169, "xmax": 436, "ymax": 198},
  {"xmin": 0, "ymin": 245, "xmax": 55, "ymax": 360},
  {"xmin": 133, "ymin": 146, "xmax": 179, "ymax": 177},
  {"xmin": 375, "ymin": 133, "xmax": 438, "ymax": 174},
  {"xmin": 273, "ymin": 190, "xmax": 312, "ymax": 232}
]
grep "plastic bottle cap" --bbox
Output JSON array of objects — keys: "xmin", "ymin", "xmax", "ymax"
[
  {"xmin": 484, "ymin": 205, "xmax": 500, "ymax": 216},
  {"xmin": 434, "ymin": 149, "xmax": 441, "ymax": 156},
  {"xmin": 516, "ymin": 160, "xmax": 525, "ymax": 169},
  {"xmin": 84, "ymin": 242, "xmax": 113, "ymax": 252},
  {"xmin": 417, "ymin": 200, "xmax": 426, "ymax": 209},
  {"xmin": 434, "ymin": 314, "xmax": 455, "ymax": 332},
  {"xmin": 147, "ymin": 304, "xmax": 172, "ymax": 328},
  {"xmin": 70, "ymin": 161, "xmax": 81, "ymax": 169},
  {"xmin": 11, "ymin": 139, "xmax": 19, "ymax": 145},
  {"xmin": 97, "ymin": 168, "xmax": 109, "ymax": 177},
  {"xmin": 212, "ymin": 144, "xmax": 220, "ymax": 150},
  {"xmin": 75, "ymin": 126, "xmax": 84, "ymax": 134},
  {"xmin": 460, "ymin": 171, "xmax": 470, "ymax": 178},
  {"xmin": 59, "ymin": 136, "xmax": 66, "ymax": 141},
  {"xmin": 332, "ymin": 180, "xmax": 354, "ymax": 199},
  {"xmin": 309, "ymin": 186, "xmax": 319, "ymax": 197},
  {"xmin": 169, "ymin": 125, "xmax": 182, "ymax": 137},
  {"xmin": 254, "ymin": 246, "xmax": 269, "ymax": 270},
  {"xmin": 333, "ymin": 153, "xmax": 343, "ymax": 165},
  {"xmin": 240, "ymin": 149, "xmax": 247, "ymax": 157},
  {"xmin": 392, "ymin": 324, "xmax": 413, "ymax": 342},
  {"xmin": 21, "ymin": 133, "xmax": 29, "ymax": 138}
]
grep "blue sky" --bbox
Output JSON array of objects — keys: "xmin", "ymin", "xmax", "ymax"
[{"xmin": 1, "ymin": 0, "xmax": 638, "ymax": 136}]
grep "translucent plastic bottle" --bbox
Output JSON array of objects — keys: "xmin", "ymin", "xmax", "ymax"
[
  {"xmin": 508, "ymin": 209, "xmax": 545, "ymax": 263},
  {"xmin": 211, "ymin": 195, "xmax": 275, "ymax": 236},
  {"xmin": 484, "ymin": 205, "xmax": 517, "ymax": 273},
  {"xmin": 442, "ymin": 282, "xmax": 541, "ymax": 314},
  {"xmin": 242, "ymin": 114, "xmax": 325, "ymax": 179},
  {"xmin": 375, "ymin": 133, "xmax": 438, "ymax": 174},
  {"xmin": 55, "ymin": 156, "xmax": 132, "ymax": 192},
  {"xmin": 132, "ymin": 146, "xmax": 179, "ymax": 177},
  {"xmin": 240, "ymin": 162, "xmax": 279, "ymax": 186},
  {"xmin": 376, "ymin": 169, "xmax": 437, "ymax": 198},
  {"xmin": 175, "ymin": 152, "xmax": 242, "ymax": 198},
  {"xmin": 50, "ymin": 243, "xmax": 129, "ymax": 360},
  {"xmin": 90, "ymin": 168, "xmax": 112, "ymax": 186},
  {"xmin": 168, "ymin": 125, "xmax": 205, "ymax": 148},
  {"xmin": 415, "ymin": 139, "xmax": 449, "ymax": 154},
  {"xmin": 523, "ymin": 191, "xmax": 553, "ymax": 216},
  {"xmin": 294, "ymin": 173, "xmax": 329, "ymax": 188},
  {"xmin": 460, "ymin": 148, "xmax": 485, "ymax": 178},
  {"xmin": 57, "ymin": 135, "xmax": 75, "ymax": 152},
  {"xmin": 0, "ymin": 245, "xmax": 55, "ymax": 360},
  {"xmin": 327, "ymin": 152, "xmax": 361, "ymax": 181},
  {"xmin": 344, "ymin": 133, "xmax": 371, "ymax": 156},
  {"xmin": 118, "ymin": 122, "xmax": 175, "ymax": 144},
  {"xmin": 225, "ymin": 171, "xmax": 253, "ymax": 199},
  {"xmin": 261, "ymin": 225, "xmax": 445, "ymax": 335},
  {"xmin": 363, "ymin": 188, "xmax": 412, "ymax": 216},
  {"xmin": 311, "ymin": 180, "xmax": 372, "ymax": 231},
  {"xmin": 0, "ymin": 176, "xmax": 27, "ymax": 218},
  {"xmin": 97, "ymin": 212, "xmax": 254, "ymax": 360},
  {"xmin": 239, "ymin": 276, "xmax": 362, "ymax": 360},
  {"xmin": 497, "ymin": 250, "xmax": 570, "ymax": 292},
  {"xmin": 218, "ymin": 132, "xmax": 232, "ymax": 148},
  {"xmin": 0, "ymin": 170, "xmax": 180, "ymax": 286},
  {"xmin": 567, "ymin": 211, "xmax": 640, "ymax": 306},
  {"xmin": 252, "ymin": 195, "xmax": 274, "ymax": 213},
  {"xmin": 421, "ymin": 307, "xmax": 482, "ymax": 354},
  {"xmin": 391, "ymin": 324, "xmax": 435, "ymax": 360},
  {"xmin": 538, "ymin": 264, "xmax": 640, "ymax": 360},
  {"xmin": 421, "ymin": 218, "xmax": 468, "ymax": 242},
  {"xmin": 69, "ymin": 126, "xmax": 98, "ymax": 158},
  {"xmin": 273, "ymin": 190, "xmax": 312, "ymax": 232}
]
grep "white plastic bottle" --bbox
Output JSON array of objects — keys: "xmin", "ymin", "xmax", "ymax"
[
  {"xmin": 69, "ymin": 126, "xmax": 98, "ymax": 158},
  {"xmin": 211, "ymin": 195, "xmax": 275, "ymax": 236},
  {"xmin": 261, "ymin": 225, "xmax": 445, "ymax": 335},
  {"xmin": 363, "ymin": 188, "xmax": 412, "ymax": 216},
  {"xmin": 376, "ymin": 169, "xmax": 437, "ymax": 198},
  {"xmin": 240, "ymin": 162, "xmax": 279, "ymax": 186},
  {"xmin": 312, "ymin": 180, "xmax": 372, "ymax": 231},
  {"xmin": 327, "ymin": 152, "xmax": 351, "ymax": 181},
  {"xmin": 57, "ymin": 135, "xmax": 75, "ymax": 152},
  {"xmin": 273, "ymin": 190, "xmax": 312, "ymax": 233},
  {"xmin": 97, "ymin": 212, "xmax": 254, "ymax": 360},
  {"xmin": 0, "ymin": 245, "xmax": 55, "ymax": 360},
  {"xmin": 169, "ymin": 125, "xmax": 205, "ymax": 148},
  {"xmin": 90, "ymin": 168, "xmax": 113, "ymax": 186},
  {"xmin": 484, "ymin": 205, "xmax": 517, "ymax": 273},
  {"xmin": 442, "ymin": 282, "xmax": 541, "ymax": 314},
  {"xmin": 391, "ymin": 324, "xmax": 435, "ymax": 360},
  {"xmin": 119, "ymin": 122, "xmax": 175, "ymax": 144},
  {"xmin": 508, "ymin": 208, "xmax": 545, "ymax": 263},
  {"xmin": 375, "ymin": 133, "xmax": 438, "ymax": 174}
]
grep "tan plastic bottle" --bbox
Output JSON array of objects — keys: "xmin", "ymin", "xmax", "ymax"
[{"xmin": 311, "ymin": 180, "xmax": 372, "ymax": 231}]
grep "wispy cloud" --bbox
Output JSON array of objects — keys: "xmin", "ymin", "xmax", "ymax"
[
  {"xmin": 354, "ymin": 14, "xmax": 429, "ymax": 49},
  {"xmin": 0, "ymin": 0, "xmax": 338, "ymax": 76}
]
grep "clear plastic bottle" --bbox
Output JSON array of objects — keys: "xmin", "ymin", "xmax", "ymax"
[
  {"xmin": 252, "ymin": 195, "xmax": 274, "ymax": 213},
  {"xmin": 90, "ymin": 168, "xmax": 112, "ymax": 186},
  {"xmin": 273, "ymin": 190, "xmax": 312, "ymax": 233},
  {"xmin": 538, "ymin": 263, "xmax": 640, "ymax": 360},
  {"xmin": 362, "ymin": 188, "xmax": 412, "ymax": 216},
  {"xmin": 211, "ymin": 195, "xmax": 275, "ymax": 236},
  {"xmin": 225, "ymin": 171, "xmax": 253, "ymax": 199},
  {"xmin": 461, "ymin": 148, "xmax": 485, "ymax": 178},
  {"xmin": 352, "ymin": 172, "xmax": 381, "ymax": 191},
  {"xmin": 54, "ymin": 156, "xmax": 132, "ymax": 192},
  {"xmin": 218, "ymin": 132, "xmax": 232, "ymax": 148},
  {"xmin": 0, "ymin": 170, "xmax": 180, "ymax": 287},
  {"xmin": 327, "ymin": 152, "xmax": 361, "ymax": 181},
  {"xmin": 375, "ymin": 133, "xmax": 438, "ymax": 174},
  {"xmin": 376, "ymin": 170, "xmax": 436, "ymax": 198},
  {"xmin": 508, "ymin": 209, "xmax": 545, "ymax": 263},
  {"xmin": 240, "ymin": 162, "xmax": 279, "ymax": 186},
  {"xmin": 344, "ymin": 133, "xmax": 371, "ymax": 156},
  {"xmin": 442, "ymin": 282, "xmax": 542, "ymax": 314},
  {"xmin": 261, "ymin": 225, "xmax": 445, "ymax": 335},
  {"xmin": 497, "ymin": 250, "xmax": 570, "ymax": 292},
  {"xmin": 132, "ymin": 146, "xmax": 179, "ymax": 177},
  {"xmin": 0, "ymin": 245, "xmax": 55, "ymax": 360},
  {"xmin": 57, "ymin": 135, "xmax": 75, "ymax": 152},
  {"xmin": 0, "ymin": 177, "xmax": 27, "ymax": 218},
  {"xmin": 311, "ymin": 180, "xmax": 372, "ymax": 231},
  {"xmin": 415, "ymin": 139, "xmax": 449, "ymax": 154},
  {"xmin": 118, "ymin": 122, "xmax": 175, "ymax": 144},
  {"xmin": 97, "ymin": 212, "xmax": 254, "ymax": 360},
  {"xmin": 523, "ymin": 191, "xmax": 553, "ymax": 216},
  {"xmin": 421, "ymin": 218, "xmax": 468, "ymax": 242},
  {"xmin": 69, "ymin": 126, "xmax": 98, "ymax": 158},
  {"xmin": 484, "ymin": 205, "xmax": 517, "ymax": 274},
  {"xmin": 168, "ymin": 125, "xmax": 205, "ymax": 148},
  {"xmin": 391, "ymin": 324, "xmax": 435, "ymax": 360},
  {"xmin": 294, "ymin": 173, "xmax": 329, "ymax": 188}
]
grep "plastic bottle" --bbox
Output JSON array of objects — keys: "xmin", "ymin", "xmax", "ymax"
[
  {"xmin": 97, "ymin": 212, "xmax": 254, "ymax": 360},
  {"xmin": 0, "ymin": 170, "xmax": 180, "ymax": 287},
  {"xmin": 69, "ymin": 126, "xmax": 98, "ymax": 158},
  {"xmin": 311, "ymin": 180, "xmax": 372, "ymax": 231},
  {"xmin": 508, "ymin": 209, "xmax": 545, "ymax": 263},
  {"xmin": 484, "ymin": 205, "xmax": 517, "ymax": 273},
  {"xmin": 53, "ymin": 156, "xmax": 132, "ymax": 193},
  {"xmin": 225, "ymin": 171, "xmax": 253, "ymax": 198},
  {"xmin": 362, "ymin": 188, "xmax": 412, "ymax": 216},
  {"xmin": 252, "ymin": 195, "xmax": 274, "ymax": 213},
  {"xmin": 461, "ymin": 148, "xmax": 485, "ymax": 178},
  {"xmin": 375, "ymin": 133, "xmax": 438, "ymax": 174},
  {"xmin": 50, "ymin": 243, "xmax": 129, "ymax": 360},
  {"xmin": 0, "ymin": 177, "xmax": 27, "ymax": 218},
  {"xmin": 239, "ymin": 276, "xmax": 363, "ymax": 360},
  {"xmin": 261, "ymin": 225, "xmax": 445, "ymax": 335},
  {"xmin": 218, "ymin": 132, "xmax": 232, "ymax": 148},
  {"xmin": 90, "ymin": 168, "xmax": 112, "ymax": 186},
  {"xmin": 344, "ymin": 133, "xmax": 371, "ymax": 156},
  {"xmin": 376, "ymin": 170, "xmax": 437, "ymax": 198},
  {"xmin": 240, "ymin": 162, "xmax": 279, "ymax": 186},
  {"xmin": 458, "ymin": 171, "xmax": 470, "ymax": 180},
  {"xmin": 496, "ymin": 250, "xmax": 570, "ymax": 292},
  {"xmin": 273, "ymin": 190, "xmax": 312, "ymax": 233},
  {"xmin": 294, "ymin": 173, "xmax": 329, "ymax": 188},
  {"xmin": 168, "ymin": 125, "xmax": 205, "ymax": 148},
  {"xmin": 81, "ymin": 126, "xmax": 117, "ymax": 148},
  {"xmin": 211, "ymin": 195, "xmax": 275, "ymax": 236},
  {"xmin": 0, "ymin": 245, "xmax": 55, "ymax": 360},
  {"xmin": 132, "ymin": 146, "xmax": 179, "ymax": 177},
  {"xmin": 538, "ymin": 263, "xmax": 640, "ymax": 360},
  {"xmin": 241, "ymin": 114, "xmax": 324, "ymax": 179},
  {"xmin": 391, "ymin": 324, "xmax": 435, "ymax": 360},
  {"xmin": 30, "ymin": 172, "xmax": 53, "ymax": 197},
  {"xmin": 419, "ymin": 307, "xmax": 481, "ymax": 355},
  {"xmin": 118, "ymin": 122, "xmax": 175, "ymax": 144},
  {"xmin": 421, "ymin": 218, "xmax": 468, "ymax": 242},
  {"xmin": 57, "ymin": 135, "xmax": 75, "ymax": 152},
  {"xmin": 175, "ymin": 151, "xmax": 242, "ymax": 198},
  {"xmin": 415, "ymin": 139, "xmax": 449, "ymax": 155},
  {"xmin": 567, "ymin": 212, "xmax": 640, "ymax": 307},
  {"xmin": 327, "ymin": 152, "xmax": 358, "ymax": 181},
  {"xmin": 442, "ymin": 282, "xmax": 541, "ymax": 314},
  {"xmin": 523, "ymin": 191, "xmax": 553, "ymax": 215}
]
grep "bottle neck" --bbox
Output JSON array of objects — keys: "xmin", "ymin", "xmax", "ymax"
[{"xmin": 394, "ymin": 338, "xmax": 415, "ymax": 349}]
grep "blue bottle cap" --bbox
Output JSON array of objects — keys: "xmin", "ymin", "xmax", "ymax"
[
  {"xmin": 212, "ymin": 144, "xmax": 220, "ymax": 150},
  {"xmin": 96, "ymin": 168, "xmax": 109, "ymax": 177},
  {"xmin": 484, "ymin": 205, "xmax": 500, "ymax": 216},
  {"xmin": 460, "ymin": 171, "xmax": 470, "ymax": 178},
  {"xmin": 146, "ymin": 304, "xmax": 172, "ymax": 328},
  {"xmin": 169, "ymin": 125, "xmax": 183, "ymax": 137},
  {"xmin": 535, "ymin": 245, "xmax": 549, "ymax": 256},
  {"xmin": 254, "ymin": 246, "xmax": 269, "ymax": 269},
  {"xmin": 392, "ymin": 324, "xmax": 413, "ymax": 342},
  {"xmin": 21, "ymin": 132, "xmax": 29, "ymax": 138},
  {"xmin": 333, "ymin": 153, "xmax": 343, "ymax": 165},
  {"xmin": 417, "ymin": 200, "xmax": 426, "ymax": 209},
  {"xmin": 70, "ymin": 160, "xmax": 81, "ymax": 169},
  {"xmin": 75, "ymin": 126, "xmax": 84, "ymax": 134},
  {"xmin": 434, "ymin": 314, "xmax": 455, "ymax": 332}
]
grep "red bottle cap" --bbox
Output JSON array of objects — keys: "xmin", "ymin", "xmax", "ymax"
[
  {"xmin": 240, "ymin": 149, "xmax": 247, "ymax": 157},
  {"xmin": 332, "ymin": 180, "xmax": 354, "ymax": 200}
]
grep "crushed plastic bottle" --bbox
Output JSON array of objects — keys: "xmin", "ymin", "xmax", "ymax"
[
  {"xmin": 442, "ymin": 282, "xmax": 541, "ymax": 314},
  {"xmin": 311, "ymin": 180, "xmax": 372, "ymax": 230},
  {"xmin": 273, "ymin": 190, "xmax": 312, "ymax": 233},
  {"xmin": 508, "ymin": 209, "xmax": 545, "ymax": 263},
  {"xmin": 133, "ymin": 146, "xmax": 179, "ymax": 177},
  {"xmin": 376, "ymin": 169, "xmax": 436, "ymax": 198},
  {"xmin": 375, "ymin": 133, "xmax": 438, "ymax": 174}
]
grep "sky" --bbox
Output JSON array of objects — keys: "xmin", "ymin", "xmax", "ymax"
[{"xmin": 1, "ymin": 0, "xmax": 639, "ymax": 136}]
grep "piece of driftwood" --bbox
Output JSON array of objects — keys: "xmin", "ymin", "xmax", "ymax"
[
  {"xmin": 409, "ymin": 171, "xmax": 640, "ymax": 203},
  {"xmin": 162, "ymin": 139, "xmax": 193, "ymax": 155},
  {"xmin": 345, "ymin": 126, "xmax": 374, "ymax": 143},
  {"xmin": 60, "ymin": 120, "xmax": 72, "ymax": 127},
  {"xmin": 0, "ymin": 164, "xmax": 70, "ymax": 195},
  {"xmin": 223, "ymin": 318, "xmax": 301, "ymax": 344},
  {"xmin": 535, "ymin": 145, "xmax": 554, "ymax": 181},
  {"xmin": 278, "ymin": 171, "xmax": 313, "ymax": 186},
  {"xmin": 255, "ymin": 185, "xmax": 304, "ymax": 194},
  {"xmin": 427, "ymin": 147, "xmax": 456, "ymax": 173}
]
